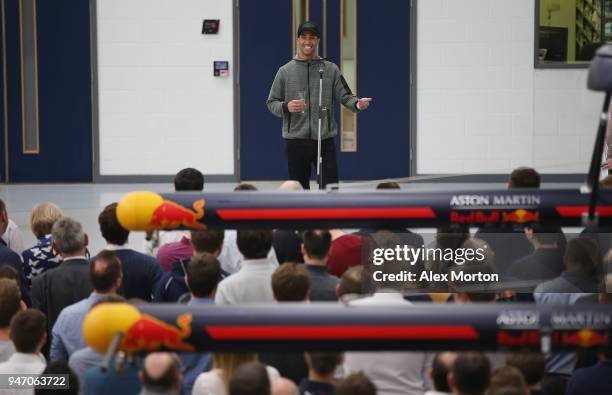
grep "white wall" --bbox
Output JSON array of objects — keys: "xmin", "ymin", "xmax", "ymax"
[
  {"xmin": 97, "ymin": 0, "xmax": 234, "ymax": 176},
  {"xmin": 417, "ymin": 0, "xmax": 604, "ymax": 174}
]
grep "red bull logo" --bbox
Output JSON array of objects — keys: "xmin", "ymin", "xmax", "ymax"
[
  {"xmin": 502, "ymin": 209, "xmax": 539, "ymax": 224},
  {"xmin": 149, "ymin": 199, "xmax": 206, "ymax": 230},
  {"xmin": 497, "ymin": 330, "xmax": 540, "ymax": 347},
  {"xmin": 451, "ymin": 211, "xmax": 500, "ymax": 224},
  {"xmin": 561, "ymin": 330, "xmax": 609, "ymax": 348},
  {"xmin": 121, "ymin": 313, "xmax": 195, "ymax": 352}
]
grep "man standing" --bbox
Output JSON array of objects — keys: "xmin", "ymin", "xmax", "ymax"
[{"xmin": 267, "ymin": 21, "xmax": 371, "ymax": 189}]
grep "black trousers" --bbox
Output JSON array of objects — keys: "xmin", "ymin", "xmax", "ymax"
[{"xmin": 285, "ymin": 138, "xmax": 339, "ymax": 190}]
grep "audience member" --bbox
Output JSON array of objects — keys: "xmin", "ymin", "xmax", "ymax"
[
  {"xmin": 273, "ymin": 181, "xmax": 304, "ymax": 264},
  {"xmin": 299, "ymin": 352, "xmax": 342, "ymax": 395},
  {"xmin": 229, "ymin": 361, "xmax": 271, "ymax": 395},
  {"xmin": 448, "ymin": 352, "xmax": 490, "ymax": 395},
  {"xmin": 0, "ymin": 199, "xmax": 30, "ymax": 304},
  {"xmin": 506, "ymin": 353, "xmax": 546, "ymax": 395},
  {"xmin": 488, "ymin": 366, "xmax": 528, "ymax": 395},
  {"xmin": 139, "ymin": 352, "xmax": 182, "ymax": 395},
  {"xmin": 215, "ymin": 230, "xmax": 277, "ymax": 304},
  {"xmin": 32, "ymin": 217, "xmax": 93, "ymax": 351},
  {"xmin": 192, "ymin": 353, "xmax": 279, "ymax": 395},
  {"xmin": 51, "ymin": 250, "xmax": 122, "ymax": 361},
  {"xmin": 565, "ymin": 346, "xmax": 612, "ymax": 395},
  {"xmin": 508, "ymin": 224, "xmax": 564, "ymax": 282},
  {"xmin": 0, "ymin": 278, "xmax": 24, "ymax": 362},
  {"xmin": 336, "ymin": 265, "xmax": 366, "ymax": 303},
  {"xmin": 35, "ymin": 361, "xmax": 80, "ymax": 395},
  {"xmin": 425, "ymin": 352, "xmax": 457, "ymax": 395},
  {"xmin": 99, "ymin": 203, "xmax": 162, "ymax": 301},
  {"xmin": 154, "ymin": 229, "xmax": 224, "ymax": 303},
  {"xmin": 271, "ymin": 262, "xmax": 310, "ymax": 302},
  {"xmin": 335, "ymin": 372, "xmax": 377, "ymax": 395},
  {"xmin": 327, "ymin": 228, "xmax": 364, "ymax": 277},
  {"xmin": 144, "ymin": 167, "xmax": 204, "ymax": 257},
  {"xmin": 83, "ymin": 352, "xmax": 143, "ymax": 395},
  {"xmin": 22, "ymin": 202, "xmax": 63, "ymax": 286},
  {"xmin": 301, "ymin": 230, "xmax": 339, "ymax": 301},
  {"xmin": 271, "ymin": 377, "xmax": 299, "ymax": 395},
  {"xmin": 2, "ymin": 217, "xmax": 25, "ymax": 254},
  {"xmin": 0, "ymin": 309, "xmax": 47, "ymax": 383}
]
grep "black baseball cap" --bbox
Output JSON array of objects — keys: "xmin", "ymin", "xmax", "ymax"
[{"xmin": 297, "ymin": 21, "xmax": 320, "ymax": 38}]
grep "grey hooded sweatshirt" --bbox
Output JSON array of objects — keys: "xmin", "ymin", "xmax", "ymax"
[{"xmin": 267, "ymin": 56, "xmax": 360, "ymax": 140}]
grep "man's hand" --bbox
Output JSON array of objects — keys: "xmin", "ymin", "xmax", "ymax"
[
  {"xmin": 602, "ymin": 159, "xmax": 612, "ymax": 170},
  {"xmin": 287, "ymin": 100, "xmax": 306, "ymax": 113},
  {"xmin": 357, "ymin": 97, "xmax": 372, "ymax": 110}
]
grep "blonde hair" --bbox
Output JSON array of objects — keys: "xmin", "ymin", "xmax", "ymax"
[
  {"xmin": 30, "ymin": 202, "xmax": 63, "ymax": 238},
  {"xmin": 212, "ymin": 352, "xmax": 258, "ymax": 394}
]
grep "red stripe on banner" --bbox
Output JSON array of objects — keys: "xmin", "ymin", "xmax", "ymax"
[
  {"xmin": 205, "ymin": 325, "xmax": 479, "ymax": 340},
  {"xmin": 216, "ymin": 208, "xmax": 436, "ymax": 221},
  {"xmin": 556, "ymin": 206, "xmax": 612, "ymax": 217}
]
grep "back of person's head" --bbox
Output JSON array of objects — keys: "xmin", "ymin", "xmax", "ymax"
[
  {"xmin": 337, "ymin": 265, "xmax": 365, "ymax": 298},
  {"xmin": 52, "ymin": 217, "xmax": 86, "ymax": 255},
  {"xmin": 271, "ymin": 263, "xmax": 309, "ymax": 301},
  {"xmin": 90, "ymin": 250, "xmax": 122, "ymax": 293},
  {"xmin": 140, "ymin": 352, "xmax": 182, "ymax": 393},
  {"xmin": 530, "ymin": 224, "xmax": 561, "ymax": 246},
  {"xmin": 436, "ymin": 224, "xmax": 470, "ymax": 250},
  {"xmin": 30, "ymin": 202, "xmax": 63, "ymax": 239},
  {"xmin": 508, "ymin": 167, "xmax": 540, "ymax": 189},
  {"xmin": 234, "ymin": 183, "xmax": 258, "ymax": 191},
  {"xmin": 279, "ymin": 181, "xmax": 303, "ymax": 191},
  {"xmin": 191, "ymin": 229, "xmax": 224, "ymax": 254},
  {"xmin": 237, "ymin": 230, "xmax": 272, "ymax": 259},
  {"xmin": 228, "ymin": 361, "xmax": 270, "ymax": 395},
  {"xmin": 487, "ymin": 387, "xmax": 526, "ymax": 395},
  {"xmin": 271, "ymin": 377, "xmax": 298, "ymax": 395},
  {"xmin": 600, "ymin": 175, "xmax": 612, "ymax": 189},
  {"xmin": 431, "ymin": 352, "xmax": 458, "ymax": 392},
  {"xmin": 489, "ymin": 366, "xmax": 527, "ymax": 394},
  {"xmin": 212, "ymin": 352, "xmax": 258, "ymax": 391},
  {"xmin": 186, "ymin": 253, "xmax": 222, "ymax": 298},
  {"xmin": 376, "ymin": 181, "xmax": 400, "ymax": 190},
  {"xmin": 174, "ymin": 168, "xmax": 204, "ymax": 191},
  {"xmin": 305, "ymin": 352, "xmax": 343, "ymax": 377},
  {"xmin": 335, "ymin": 372, "xmax": 377, "ymax": 395},
  {"xmin": 35, "ymin": 361, "xmax": 79, "ymax": 395},
  {"xmin": 98, "ymin": 203, "xmax": 129, "ymax": 246},
  {"xmin": 10, "ymin": 309, "xmax": 46, "ymax": 353},
  {"xmin": 450, "ymin": 352, "xmax": 490, "ymax": 395},
  {"xmin": 0, "ymin": 278, "xmax": 22, "ymax": 329},
  {"xmin": 0, "ymin": 265, "xmax": 19, "ymax": 286},
  {"xmin": 564, "ymin": 236, "xmax": 598, "ymax": 273},
  {"xmin": 302, "ymin": 229, "xmax": 332, "ymax": 260},
  {"xmin": 505, "ymin": 352, "xmax": 546, "ymax": 387}
]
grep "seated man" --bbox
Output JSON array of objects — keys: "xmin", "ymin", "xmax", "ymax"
[
  {"xmin": 0, "ymin": 309, "xmax": 47, "ymax": 377},
  {"xmin": 299, "ymin": 352, "xmax": 343, "ymax": 395},
  {"xmin": 447, "ymin": 353, "xmax": 490, "ymax": 395},
  {"xmin": 301, "ymin": 230, "xmax": 340, "ymax": 301},
  {"xmin": 0, "ymin": 278, "xmax": 25, "ymax": 362},
  {"xmin": 139, "ymin": 352, "xmax": 183, "ymax": 395}
]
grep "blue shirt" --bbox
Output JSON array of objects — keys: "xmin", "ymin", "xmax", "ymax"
[
  {"xmin": 566, "ymin": 361, "xmax": 612, "ymax": 395},
  {"xmin": 179, "ymin": 297, "xmax": 213, "ymax": 395},
  {"xmin": 50, "ymin": 292, "xmax": 105, "ymax": 361},
  {"xmin": 84, "ymin": 359, "xmax": 142, "ymax": 395},
  {"xmin": 68, "ymin": 346, "xmax": 104, "ymax": 392}
]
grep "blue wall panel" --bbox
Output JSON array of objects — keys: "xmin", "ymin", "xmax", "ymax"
[
  {"xmin": 239, "ymin": 0, "xmax": 292, "ymax": 180},
  {"xmin": 337, "ymin": 0, "xmax": 411, "ymax": 180},
  {"xmin": 6, "ymin": 0, "xmax": 92, "ymax": 183}
]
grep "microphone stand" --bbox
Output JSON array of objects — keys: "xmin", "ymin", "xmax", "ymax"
[{"xmin": 316, "ymin": 67, "xmax": 324, "ymax": 190}]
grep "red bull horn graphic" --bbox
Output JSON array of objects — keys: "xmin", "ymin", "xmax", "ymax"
[
  {"xmin": 121, "ymin": 313, "xmax": 195, "ymax": 352},
  {"xmin": 561, "ymin": 329, "xmax": 609, "ymax": 348},
  {"xmin": 149, "ymin": 199, "xmax": 206, "ymax": 230},
  {"xmin": 502, "ymin": 209, "xmax": 539, "ymax": 224}
]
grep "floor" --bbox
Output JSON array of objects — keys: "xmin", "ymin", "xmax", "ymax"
[{"xmin": 0, "ymin": 181, "xmax": 583, "ymax": 255}]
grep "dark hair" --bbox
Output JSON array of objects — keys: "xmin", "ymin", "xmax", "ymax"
[
  {"xmin": 489, "ymin": 366, "xmax": 527, "ymax": 394},
  {"xmin": 0, "ymin": 265, "xmax": 19, "ymax": 286},
  {"xmin": 376, "ymin": 181, "xmax": 400, "ymax": 190},
  {"xmin": 142, "ymin": 353, "xmax": 182, "ymax": 393},
  {"xmin": 98, "ymin": 203, "xmax": 129, "ymax": 245},
  {"xmin": 234, "ymin": 183, "xmax": 258, "ymax": 191},
  {"xmin": 0, "ymin": 278, "xmax": 21, "ymax": 328},
  {"xmin": 228, "ymin": 361, "xmax": 270, "ymax": 395},
  {"xmin": 10, "ymin": 309, "xmax": 46, "ymax": 353},
  {"xmin": 174, "ymin": 168, "xmax": 204, "ymax": 191},
  {"xmin": 90, "ymin": 250, "xmax": 123, "ymax": 293},
  {"xmin": 487, "ymin": 387, "xmax": 526, "ymax": 395},
  {"xmin": 237, "ymin": 230, "xmax": 273, "ymax": 259},
  {"xmin": 564, "ymin": 237, "xmax": 598, "ymax": 273},
  {"xmin": 431, "ymin": 352, "xmax": 456, "ymax": 392},
  {"xmin": 337, "ymin": 265, "xmax": 365, "ymax": 297},
  {"xmin": 191, "ymin": 230, "xmax": 224, "ymax": 254},
  {"xmin": 531, "ymin": 224, "xmax": 561, "ymax": 246},
  {"xmin": 306, "ymin": 352, "xmax": 343, "ymax": 376},
  {"xmin": 506, "ymin": 352, "xmax": 546, "ymax": 386},
  {"xmin": 35, "ymin": 361, "xmax": 79, "ymax": 395},
  {"xmin": 187, "ymin": 254, "xmax": 222, "ymax": 298},
  {"xmin": 335, "ymin": 372, "xmax": 377, "ymax": 395},
  {"xmin": 509, "ymin": 167, "xmax": 540, "ymax": 188},
  {"xmin": 272, "ymin": 263, "xmax": 309, "ymax": 301},
  {"xmin": 452, "ymin": 352, "xmax": 490, "ymax": 395},
  {"xmin": 0, "ymin": 198, "xmax": 5, "ymax": 214},
  {"xmin": 302, "ymin": 230, "xmax": 332, "ymax": 260},
  {"xmin": 600, "ymin": 175, "xmax": 612, "ymax": 189}
]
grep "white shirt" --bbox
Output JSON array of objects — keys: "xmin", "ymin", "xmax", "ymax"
[
  {"xmin": 2, "ymin": 220, "xmax": 24, "ymax": 254},
  {"xmin": 344, "ymin": 292, "xmax": 432, "ymax": 395},
  {"xmin": 0, "ymin": 352, "xmax": 46, "ymax": 395},
  {"xmin": 214, "ymin": 258, "xmax": 277, "ymax": 305},
  {"xmin": 218, "ymin": 230, "xmax": 279, "ymax": 274},
  {"xmin": 192, "ymin": 366, "xmax": 279, "ymax": 395}
]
